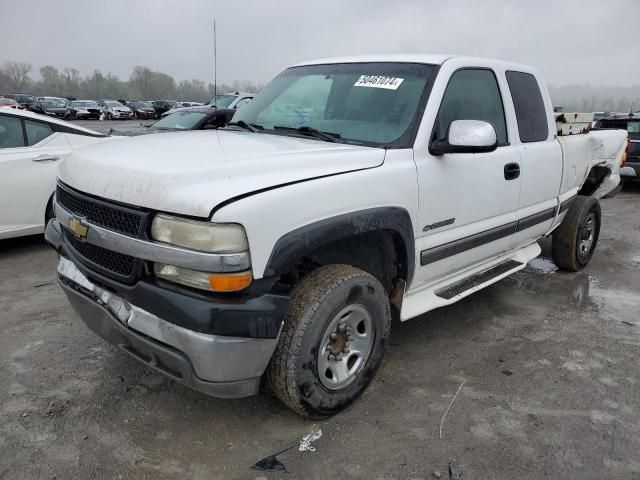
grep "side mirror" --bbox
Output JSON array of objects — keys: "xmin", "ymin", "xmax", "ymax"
[{"xmin": 429, "ymin": 120, "xmax": 498, "ymax": 155}]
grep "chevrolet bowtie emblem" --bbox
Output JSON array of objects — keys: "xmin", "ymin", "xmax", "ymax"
[{"xmin": 68, "ymin": 217, "xmax": 89, "ymax": 240}]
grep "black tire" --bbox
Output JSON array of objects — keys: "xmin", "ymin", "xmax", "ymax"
[
  {"xmin": 266, "ymin": 264, "xmax": 391, "ymax": 418},
  {"xmin": 106, "ymin": 112, "xmax": 112, "ymax": 120},
  {"xmin": 552, "ymin": 195, "xmax": 601, "ymax": 271}
]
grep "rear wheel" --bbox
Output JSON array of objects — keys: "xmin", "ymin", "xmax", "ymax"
[
  {"xmin": 266, "ymin": 264, "xmax": 391, "ymax": 418},
  {"xmin": 552, "ymin": 195, "xmax": 601, "ymax": 271}
]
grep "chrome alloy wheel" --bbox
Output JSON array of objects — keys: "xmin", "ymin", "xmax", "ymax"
[
  {"xmin": 578, "ymin": 212, "xmax": 596, "ymax": 257},
  {"xmin": 317, "ymin": 304, "xmax": 374, "ymax": 390}
]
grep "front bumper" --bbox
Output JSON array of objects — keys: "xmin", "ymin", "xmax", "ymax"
[
  {"xmin": 46, "ymin": 216, "xmax": 285, "ymax": 399},
  {"xmin": 112, "ymin": 111, "xmax": 133, "ymax": 118},
  {"xmin": 56, "ymin": 255, "xmax": 279, "ymax": 398}
]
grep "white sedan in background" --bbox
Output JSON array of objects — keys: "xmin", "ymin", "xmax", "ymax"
[{"xmin": 0, "ymin": 109, "xmax": 112, "ymax": 240}]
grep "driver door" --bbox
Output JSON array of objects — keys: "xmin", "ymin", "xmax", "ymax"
[{"xmin": 411, "ymin": 68, "xmax": 522, "ymax": 288}]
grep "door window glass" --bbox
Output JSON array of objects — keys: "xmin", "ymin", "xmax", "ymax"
[
  {"xmin": 435, "ymin": 69, "xmax": 508, "ymax": 146},
  {"xmin": 0, "ymin": 115, "xmax": 25, "ymax": 148},
  {"xmin": 25, "ymin": 120, "xmax": 53, "ymax": 146}
]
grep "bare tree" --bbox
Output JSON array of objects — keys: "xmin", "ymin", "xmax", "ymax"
[{"xmin": 1, "ymin": 61, "xmax": 32, "ymax": 91}]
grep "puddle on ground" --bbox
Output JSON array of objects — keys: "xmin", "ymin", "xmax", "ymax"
[
  {"xmin": 587, "ymin": 285, "xmax": 640, "ymax": 325},
  {"xmin": 527, "ymin": 257, "xmax": 558, "ymax": 274},
  {"xmin": 251, "ymin": 454, "xmax": 286, "ymax": 472}
]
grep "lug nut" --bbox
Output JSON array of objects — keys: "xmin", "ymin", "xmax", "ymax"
[
  {"xmin": 330, "ymin": 332, "xmax": 337, "ymax": 340},
  {"xmin": 338, "ymin": 324, "xmax": 346, "ymax": 333}
]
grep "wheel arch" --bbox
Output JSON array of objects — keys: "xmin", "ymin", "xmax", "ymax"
[
  {"xmin": 578, "ymin": 164, "xmax": 611, "ymax": 197},
  {"xmin": 264, "ymin": 207, "xmax": 415, "ymax": 287}
]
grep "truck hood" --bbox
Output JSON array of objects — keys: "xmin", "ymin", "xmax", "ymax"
[{"xmin": 59, "ymin": 130, "xmax": 385, "ymax": 217}]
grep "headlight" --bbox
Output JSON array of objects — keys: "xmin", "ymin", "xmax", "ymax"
[
  {"xmin": 151, "ymin": 214, "xmax": 251, "ymax": 292},
  {"xmin": 151, "ymin": 214, "xmax": 248, "ymax": 253},
  {"xmin": 154, "ymin": 264, "xmax": 252, "ymax": 292}
]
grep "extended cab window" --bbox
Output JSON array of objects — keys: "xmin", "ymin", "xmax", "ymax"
[
  {"xmin": 24, "ymin": 120, "xmax": 53, "ymax": 146},
  {"xmin": 434, "ymin": 69, "xmax": 508, "ymax": 146},
  {"xmin": 0, "ymin": 115, "xmax": 25, "ymax": 148},
  {"xmin": 506, "ymin": 71, "xmax": 549, "ymax": 143}
]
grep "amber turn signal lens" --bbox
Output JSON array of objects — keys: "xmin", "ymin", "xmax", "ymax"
[{"xmin": 208, "ymin": 271, "xmax": 253, "ymax": 292}]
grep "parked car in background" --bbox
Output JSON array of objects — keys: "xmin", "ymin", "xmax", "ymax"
[
  {"xmin": 97, "ymin": 100, "xmax": 133, "ymax": 120},
  {"xmin": 180, "ymin": 101, "xmax": 204, "ymax": 107},
  {"xmin": 0, "ymin": 109, "xmax": 111, "ymax": 239},
  {"xmin": 31, "ymin": 98, "xmax": 71, "ymax": 119},
  {"xmin": 109, "ymin": 107, "xmax": 234, "ymax": 136},
  {"xmin": 161, "ymin": 92, "xmax": 254, "ymax": 118},
  {"xmin": 37, "ymin": 96, "xmax": 70, "ymax": 106},
  {"xmin": 152, "ymin": 100, "xmax": 181, "ymax": 118},
  {"xmin": 68, "ymin": 100, "xmax": 103, "ymax": 120},
  {"xmin": 5, "ymin": 94, "xmax": 37, "ymax": 110},
  {"xmin": 595, "ymin": 112, "xmax": 640, "ymax": 182},
  {"xmin": 127, "ymin": 101, "xmax": 156, "ymax": 119},
  {"xmin": 0, "ymin": 98, "xmax": 22, "ymax": 109}
]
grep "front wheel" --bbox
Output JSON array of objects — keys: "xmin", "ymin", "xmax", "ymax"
[
  {"xmin": 552, "ymin": 195, "xmax": 601, "ymax": 271},
  {"xmin": 266, "ymin": 264, "xmax": 391, "ymax": 418}
]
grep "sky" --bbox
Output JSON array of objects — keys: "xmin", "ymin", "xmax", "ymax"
[{"xmin": 1, "ymin": 0, "xmax": 638, "ymax": 87}]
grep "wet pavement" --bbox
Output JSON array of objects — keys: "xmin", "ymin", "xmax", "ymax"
[{"xmin": 0, "ymin": 186, "xmax": 639, "ymax": 479}]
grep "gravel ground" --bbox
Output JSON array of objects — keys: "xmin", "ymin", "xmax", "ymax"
[{"xmin": 0, "ymin": 185, "xmax": 639, "ymax": 480}]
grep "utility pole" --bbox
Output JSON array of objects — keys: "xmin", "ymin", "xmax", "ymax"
[{"xmin": 213, "ymin": 19, "xmax": 217, "ymax": 103}]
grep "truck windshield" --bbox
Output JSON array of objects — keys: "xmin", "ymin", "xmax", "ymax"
[{"xmin": 232, "ymin": 62, "xmax": 437, "ymax": 148}]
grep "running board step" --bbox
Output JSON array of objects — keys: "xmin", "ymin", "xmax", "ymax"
[{"xmin": 435, "ymin": 259, "xmax": 524, "ymax": 300}]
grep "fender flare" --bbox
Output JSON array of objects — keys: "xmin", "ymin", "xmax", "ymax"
[{"xmin": 264, "ymin": 207, "xmax": 415, "ymax": 285}]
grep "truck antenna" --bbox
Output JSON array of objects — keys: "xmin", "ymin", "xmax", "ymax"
[{"xmin": 213, "ymin": 19, "xmax": 217, "ymax": 105}]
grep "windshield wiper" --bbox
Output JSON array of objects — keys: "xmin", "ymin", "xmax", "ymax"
[
  {"xmin": 226, "ymin": 120, "xmax": 262, "ymax": 132},
  {"xmin": 273, "ymin": 125, "xmax": 344, "ymax": 143}
]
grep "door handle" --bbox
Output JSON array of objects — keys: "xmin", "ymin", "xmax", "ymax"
[
  {"xmin": 32, "ymin": 154, "xmax": 60, "ymax": 162},
  {"xmin": 504, "ymin": 162, "xmax": 520, "ymax": 180}
]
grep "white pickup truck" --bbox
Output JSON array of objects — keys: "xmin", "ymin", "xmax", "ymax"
[{"xmin": 45, "ymin": 54, "xmax": 627, "ymax": 418}]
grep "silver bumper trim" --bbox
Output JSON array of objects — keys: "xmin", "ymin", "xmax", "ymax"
[
  {"xmin": 54, "ymin": 201, "xmax": 251, "ymax": 272},
  {"xmin": 620, "ymin": 166, "xmax": 638, "ymax": 177},
  {"xmin": 57, "ymin": 257, "xmax": 279, "ymax": 384}
]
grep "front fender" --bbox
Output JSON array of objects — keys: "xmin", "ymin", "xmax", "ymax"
[{"xmin": 264, "ymin": 207, "xmax": 415, "ymax": 285}]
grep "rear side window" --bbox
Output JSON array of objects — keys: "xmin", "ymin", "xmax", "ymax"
[
  {"xmin": 24, "ymin": 120, "xmax": 53, "ymax": 146},
  {"xmin": 0, "ymin": 115, "xmax": 25, "ymax": 148},
  {"xmin": 506, "ymin": 71, "xmax": 549, "ymax": 143}
]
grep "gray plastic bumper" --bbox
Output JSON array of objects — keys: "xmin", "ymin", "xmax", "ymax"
[{"xmin": 56, "ymin": 256, "xmax": 280, "ymax": 398}]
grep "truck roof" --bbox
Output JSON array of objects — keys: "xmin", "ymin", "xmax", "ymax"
[{"xmin": 294, "ymin": 54, "xmax": 535, "ymax": 71}]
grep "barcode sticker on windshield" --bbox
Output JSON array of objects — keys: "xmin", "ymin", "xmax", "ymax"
[{"xmin": 354, "ymin": 75, "xmax": 404, "ymax": 90}]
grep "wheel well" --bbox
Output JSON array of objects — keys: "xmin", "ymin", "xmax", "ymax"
[
  {"xmin": 280, "ymin": 230, "xmax": 407, "ymax": 294},
  {"xmin": 44, "ymin": 194, "xmax": 55, "ymax": 223},
  {"xmin": 578, "ymin": 165, "xmax": 610, "ymax": 196}
]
